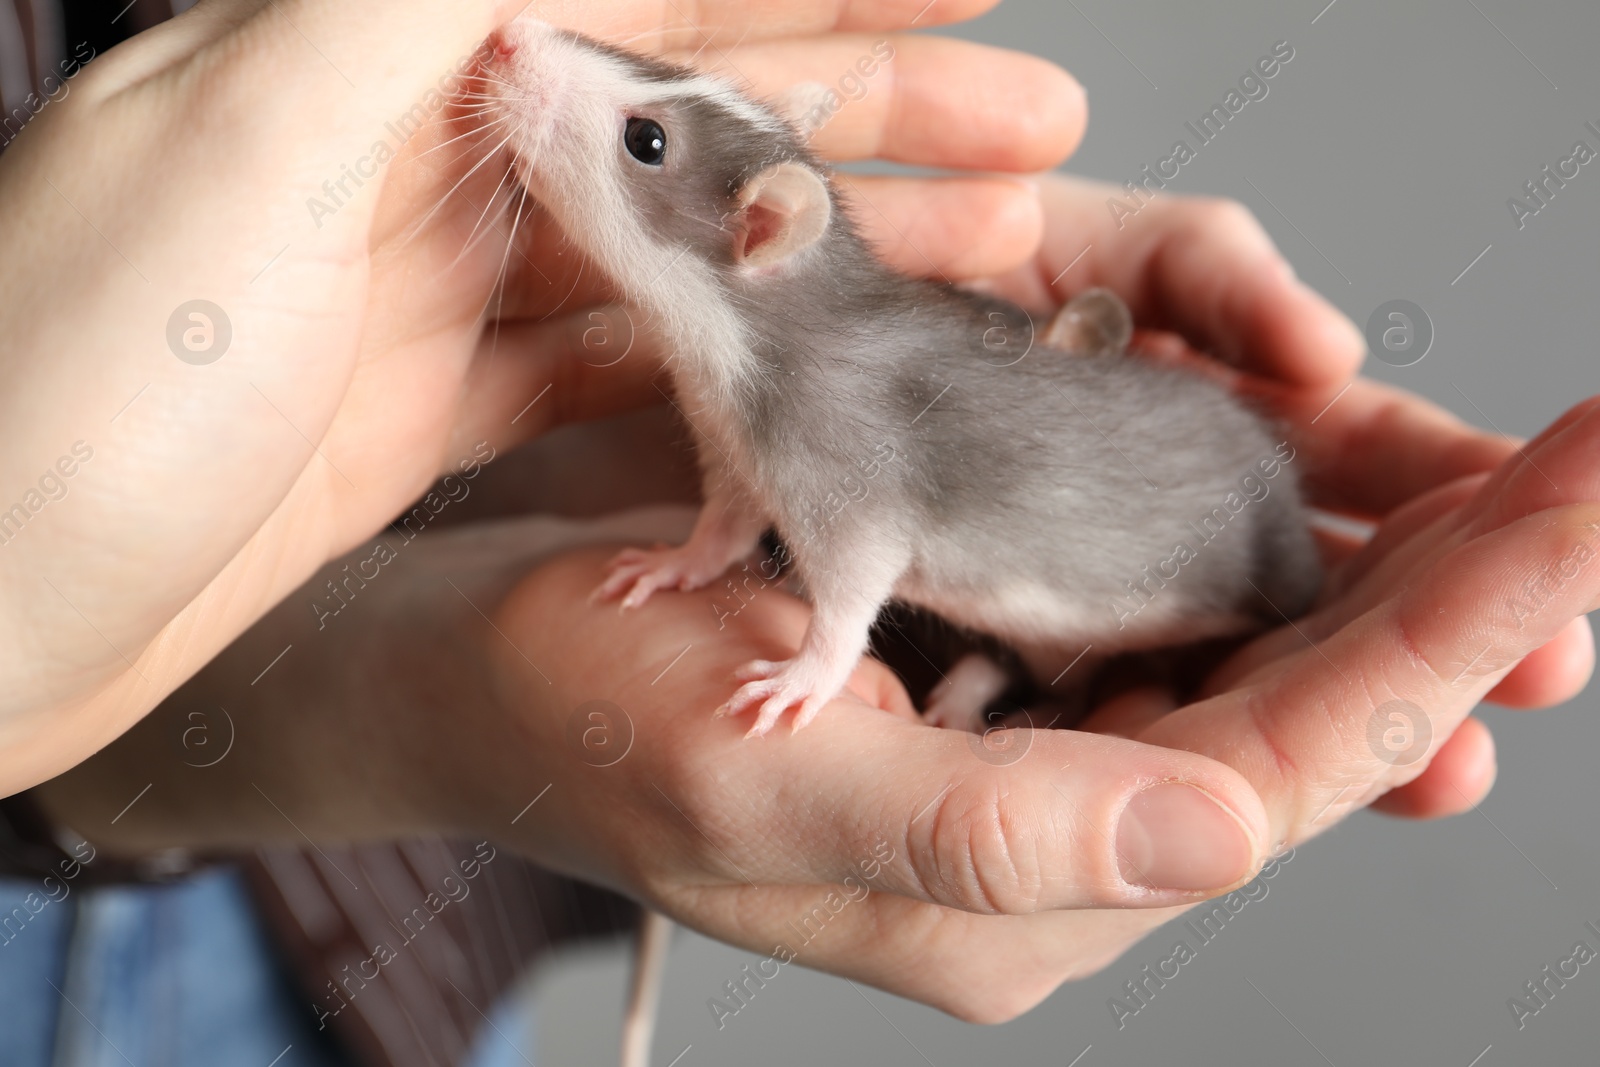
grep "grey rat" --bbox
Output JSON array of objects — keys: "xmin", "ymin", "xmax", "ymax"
[{"xmin": 484, "ymin": 20, "xmax": 1320, "ymax": 738}]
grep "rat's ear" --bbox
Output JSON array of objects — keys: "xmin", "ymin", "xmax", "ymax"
[{"xmin": 733, "ymin": 162, "xmax": 832, "ymax": 270}]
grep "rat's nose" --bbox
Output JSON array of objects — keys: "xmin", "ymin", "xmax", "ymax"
[{"xmin": 485, "ymin": 28, "xmax": 518, "ymax": 61}]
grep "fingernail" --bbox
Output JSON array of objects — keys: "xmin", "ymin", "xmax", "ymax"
[{"xmin": 1116, "ymin": 783, "xmax": 1254, "ymax": 893}]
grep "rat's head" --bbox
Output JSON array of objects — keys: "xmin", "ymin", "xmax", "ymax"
[{"xmin": 485, "ymin": 20, "xmax": 834, "ymax": 306}]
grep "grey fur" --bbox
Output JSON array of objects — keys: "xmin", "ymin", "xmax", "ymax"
[{"xmin": 499, "ymin": 27, "xmax": 1321, "ymax": 709}]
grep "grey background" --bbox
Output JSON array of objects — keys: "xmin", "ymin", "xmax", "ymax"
[{"xmin": 531, "ymin": 1, "xmax": 1600, "ymax": 1063}]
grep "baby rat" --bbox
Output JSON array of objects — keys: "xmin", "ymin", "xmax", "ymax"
[{"xmin": 485, "ymin": 20, "xmax": 1320, "ymax": 737}]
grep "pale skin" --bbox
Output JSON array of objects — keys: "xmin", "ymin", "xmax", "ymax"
[
  {"xmin": 37, "ymin": 381, "xmax": 1600, "ymax": 1021},
  {"xmin": 32, "ymin": 174, "xmax": 1600, "ymax": 1021},
  {"xmin": 0, "ymin": 0, "xmax": 1083, "ymax": 795},
  {"xmin": 5, "ymin": 0, "xmax": 1597, "ymax": 1026}
]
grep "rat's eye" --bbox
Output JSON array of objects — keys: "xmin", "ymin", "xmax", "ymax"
[{"xmin": 624, "ymin": 117, "xmax": 667, "ymax": 165}]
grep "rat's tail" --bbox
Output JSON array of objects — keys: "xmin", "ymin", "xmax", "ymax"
[{"xmin": 622, "ymin": 909, "xmax": 675, "ymax": 1067}]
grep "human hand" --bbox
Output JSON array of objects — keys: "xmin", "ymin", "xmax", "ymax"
[
  {"xmin": 0, "ymin": 0, "xmax": 1082, "ymax": 793},
  {"xmin": 970, "ymin": 173, "xmax": 1590, "ymax": 815},
  {"xmin": 987, "ymin": 175, "xmax": 1523, "ymax": 508},
  {"xmin": 974, "ymin": 173, "xmax": 1366, "ymax": 389},
  {"xmin": 450, "ymin": 176, "xmax": 1599, "ymax": 1019},
  {"xmin": 464, "ymin": 388, "xmax": 1598, "ymax": 1021},
  {"xmin": 41, "ymin": 385, "xmax": 1597, "ymax": 1023},
  {"xmin": 26, "ymin": 12, "xmax": 1594, "ymax": 1026}
]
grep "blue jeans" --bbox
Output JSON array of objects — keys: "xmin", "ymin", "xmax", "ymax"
[{"xmin": 0, "ymin": 866, "xmax": 537, "ymax": 1067}]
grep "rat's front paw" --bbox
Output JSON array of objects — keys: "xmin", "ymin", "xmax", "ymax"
[
  {"xmin": 715, "ymin": 658, "xmax": 836, "ymax": 738},
  {"xmin": 595, "ymin": 544, "xmax": 723, "ymax": 610}
]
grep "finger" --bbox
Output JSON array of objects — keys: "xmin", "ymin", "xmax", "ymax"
[
  {"xmin": 1280, "ymin": 378, "xmax": 1516, "ymax": 518},
  {"xmin": 679, "ymin": 34, "xmax": 1085, "ymax": 172},
  {"xmin": 1240, "ymin": 399, "xmax": 1600, "ymax": 690},
  {"xmin": 502, "ymin": 547, "xmax": 1269, "ymax": 912},
  {"xmin": 987, "ymin": 176, "xmax": 1365, "ymax": 388},
  {"xmin": 1322, "ymin": 474, "xmax": 1484, "ymax": 602},
  {"xmin": 1459, "ymin": 396, "xmax": 1600, "ymax": 540},
  {"xmin": 1212, "ymin": 477, "xmax": 1481, "ymax": 692},
  {"xmin": 1486, "ymin": 615, "xmax": 1594, "ymax": 709},
  {"xmin": 1370, "ymin": 717, "xmax": 1497, "ymax": 819},
  {"xmin": 536, "ymin": 0, "xmax": 1003, "ymax": 47},
  {"xmin": 1456, "ymin": 396, "xmax": 1600, "ymax": 516},
  {"xmin": 251, "ymin": 1, "xmax": 1016, "ymax": 225},
  {"xmin": 1322, "ymin": 394, "xmax": 1600, "ymax": 629},
  {"xmin": 682, "ymin": 666, "xmax": 1268, "ymax": 912},
  {"xmin": 678, "ymin": 882, "xmax": 1136, "ymax": 1023},
  {"xmin": 1077, "ymin": 685, "xmax": 1178, "ymax": 739},
  {"xmin": 265, "ymin": 0, "xmax": 1003, "ymax": 129},
  {"xmin": 837, "ymin": 175, "xmax": 1045, "ymax": 279},
  {"xmin": 720, "ymin": 680, "xmax": 1266, "ymax": 912},
  {"xmin": 1147, "ymin": 503, "xmax": 1600, "ymax": 842}
]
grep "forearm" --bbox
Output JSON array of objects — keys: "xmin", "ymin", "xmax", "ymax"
[
  {"xmin": 30, "ymin": 509, "xmax": 694, "ymax": 857},
  {"xmin": 30, "ymin": 541, "xmax": 504, "ymax": 854}
]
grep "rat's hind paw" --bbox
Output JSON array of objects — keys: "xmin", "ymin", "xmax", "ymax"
[
  {"xmin": 715, "ymin": 658, "xmax": 833, "ymax": 738},
  {"xmin": 594, "ymin": 544, "xmax": 720, "ymax": 610},
  {"xmin": 922, "ymin": 653, "xmax": 1010, "ymax": 733}
]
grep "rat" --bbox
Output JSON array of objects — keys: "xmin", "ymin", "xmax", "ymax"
[
  {"xmin": 482, "ymin": 18, "xmax": 1320, "ymax": 739},
  {"xmin": 480, "ymin": 22, "xmax": 1321, "ymax": 1065}
]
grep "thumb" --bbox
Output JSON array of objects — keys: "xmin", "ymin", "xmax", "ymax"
[
  {"xmin": 773, "ymin": 711, "xmax": 1271, "ymax": 913},
  {"xmin": 495, "ymin": 545, "xmax": 1271, "ymax": 916},
  {"xmin": 1149, "ymin": 501, "xmax": 1600, "ymax": 841}
]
